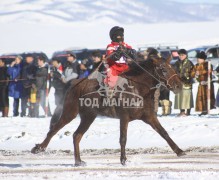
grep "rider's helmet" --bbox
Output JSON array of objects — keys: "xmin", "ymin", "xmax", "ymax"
[{"xmin": 109, "ymin": 26, "xmax": 124, "ymax": 42}]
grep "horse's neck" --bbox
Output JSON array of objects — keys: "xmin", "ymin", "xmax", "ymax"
[{"xmin": 125, "ymin": 69, "xmax": 158, "ymax": 91}]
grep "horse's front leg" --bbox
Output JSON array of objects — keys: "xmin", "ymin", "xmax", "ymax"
[
  {"xmin": 120, "ymin": 118, "xmax": 129, "ymax": 166},
  {"xmin": 144, "ymin": 114, "xmax": 186, "ymax": 157}
]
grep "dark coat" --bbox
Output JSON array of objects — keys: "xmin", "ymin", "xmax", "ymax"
[
  {"xmin": 0, "ymin": 66, "xmax": 9, "ymax": 87},
  {"xmin": 159, "ymin": 86, "xmax": 170, "ymax": 101},
  {"xmin": 22, "ymin": 62, "xmax": 37, "ymax": 88},
  {"xmin": 7, "ymin": 64, "xmax": 23, "ymax": 98},
  {"xmin": 174, "ymin": 58, "xmax": 194, "ymax": 88},
  {"xmin": 0, "ymin": 66, "xmax": 9, "ymax": 108},
  {"xmin": 191, "ymin": 62, "xmax": 215, "ymax": 112},
  {"xmin": 174, "ymin": 58, "xmax": 194, "ymax": 109},
  {"xmin": 51, "ymin": 68, "xmax": 65, "ymax": 90},
  {"xmin": 91, "ymin": 61, "xmax": 105, "ymax": 73},
  {"xmin": 36, "ymin": 65, "xmax": 48, "ymax": 93},
  {"xmin": 65, "ymin": 61, "xmax": 80, "ymax": 73}
]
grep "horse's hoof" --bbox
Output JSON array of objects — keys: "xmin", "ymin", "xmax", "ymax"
[
  {"xmin": 120, "ymin": 158, "xmax": 127, "ymax": 166},
  {"xmin": 177, "ymin": 151, "xmax": 186, "ymax": 157},
  {"xmin": 75, "ymin": 161, "xmax": 86, "ymax": 167},
  {"xmin": 31, "ymin": 144, "xmax": 45, "ymax": 154}
]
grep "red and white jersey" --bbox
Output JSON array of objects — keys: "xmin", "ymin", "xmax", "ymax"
[{"xmin": 106, "ymin": 42, "xmax": 132, "ymax": 65}]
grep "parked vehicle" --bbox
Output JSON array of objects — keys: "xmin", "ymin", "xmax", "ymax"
[
  {"xmin": 0, "ymin": 54, "xmax": 20, "ymax": 66},
  {"xmin": 187, "ymin": 45, "xmax": 219, "ymax": 81},
  {"xmin": 21, "ymin": 52, "xmax": 49, "ymax": 65},
  {"xmin": 138, "ymin": 44, "xmax": 179, "ymax": 64},
  {"xmin": 0, "ymin": 52, "xmax": 49, "ymax": 66},
  {"xmin": 51, "ymin": 48, "xmax": 106, "ymax": 68},
  {"xmin": 187, "ymin": 45, "xmax": 219, "ymax": 69}
]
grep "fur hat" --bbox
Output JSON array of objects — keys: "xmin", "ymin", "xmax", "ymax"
[
  {"xmin": 196, "ymin": 51, "xmax": 207, "ymax": 60},
  {"xmin": 178, "ymin": 49, "xmax": 187, "ymax": 55}
]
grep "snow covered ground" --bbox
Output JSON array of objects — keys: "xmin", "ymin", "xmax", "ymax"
[
  {"xmin": 0, "ymin": 83, "xmax": 219, "ymax": 179},
  {"xmin": 1, "ymin": 151, "xmax": 219, "ymax": 180}
]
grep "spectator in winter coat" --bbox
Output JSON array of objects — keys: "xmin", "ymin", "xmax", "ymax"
[
  {"xmin": 191, "ymin": 51, "xmax": 215, "ymax": 116},
  {"xmin": 49, "ymin": 53, "xmax": 79, "ymax": 126},
  {"xmin": 78, "ymin": 59, "xmax": 92, "ymax": 79},
  {"xmin": 91, "ymin": 50, "xmax": 105, "ymax": 73},
  {"xmin": 21, "ymin": 54, "xmax": 37, "ymax": 117},
  {"xmin": 51, "ymin": 58, "xmax": 65, "ymax": 106},
  {"xmin": 62, "ymin": 52, "xmax": 80, "ymax": 90},
  {"xmin": 174, "ymin": 49, "xmax": 194, "ymax": 117},
  {"xmin": 35, "ymin": 55, "xmax": 50, "ymax": 117},
  {"xmin": 215, "ymin": 65, "xmax": 219, "ymax": 108},
  {"xmin": 0, "ymin": 59, "xmax": 9, "ymax": 117},
  {"xmin": 7, "ymin": 56, "xmax": 23, "ymax": 117}
]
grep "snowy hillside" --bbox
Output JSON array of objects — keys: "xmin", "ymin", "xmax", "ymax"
[
  {"xmin": 1, "ymin": 0, "xmax": 219, "ymax": 56},
  {"xmin": 0, "ymin": 0, "xmax": 219, "ymax": 25}
]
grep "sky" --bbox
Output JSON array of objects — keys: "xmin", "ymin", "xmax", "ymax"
[{"xmin": 171, "ymin": 0, "xmax": 219, "ymax": 4}]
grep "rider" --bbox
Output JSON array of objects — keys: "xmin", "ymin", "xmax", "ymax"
[{"xmin": 105, "ymin": 26, "xmax": 136, "ymax": 90}]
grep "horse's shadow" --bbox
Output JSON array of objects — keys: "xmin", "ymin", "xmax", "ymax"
[
  {"xmin": 0, "ymin": 163, "xmax": 74, "ymax": 168},
  {"xmin": 0, "ymin": 163, "xmax": 22, "ymax": 168}
]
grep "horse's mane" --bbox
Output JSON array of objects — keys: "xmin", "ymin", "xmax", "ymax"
[{"xmin": 123, "ymin": 58, "xmax": 155, "ymax": 76}]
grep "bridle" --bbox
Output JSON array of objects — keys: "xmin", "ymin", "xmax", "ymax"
[
  {"xmin": 167, "ymin": 74, "xmax": 178, "ymax": 88},
  {"xmin": 120, "ymin": 51, "xmax": 179, "ymax": 90},
  {"xmin": 154, "ymin": 63, "xmax": 178, "ymax": 90}
]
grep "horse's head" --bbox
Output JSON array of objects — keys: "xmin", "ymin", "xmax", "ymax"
[{"xmin": 151, "ymin": 56, "xmax": 182, "ymax": 94}]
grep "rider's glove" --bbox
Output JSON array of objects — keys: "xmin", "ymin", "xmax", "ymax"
[
  {"xmin": 124, "ymin": 49, "xmax": 137, "ymax": 60},
  {"xmin": 110, "ymin": 52, "xmax": 122, "ymax": 61}
]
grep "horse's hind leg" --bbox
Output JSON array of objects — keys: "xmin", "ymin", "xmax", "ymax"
[
  {"xmin": 120, "ymin": 118, "xmax": 129, "ymax": 166},
  {"xmin": 144, "ymin": 115, "xmax": 186, "ymax": 156},
  {"xmin": 31, "ymin": 91, "xmax": 79, "ymax": 154},
  {"xmin": 73, "ymin": 112, "xmax": 96, "ymax": 166}
]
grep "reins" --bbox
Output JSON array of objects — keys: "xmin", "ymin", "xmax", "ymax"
[
  {"xmin": 121, "ymin": 51, "xmax": 168, "ymax": 89},
  {"xmin": 0, "ymin": 78, "xmax": 35, "ymax": 83}
]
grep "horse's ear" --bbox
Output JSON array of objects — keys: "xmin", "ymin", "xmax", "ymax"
[
  {"xmin": 151, "ymin": 57, "xmax": 159, "ymax": 65},
  {"xmin": 166, "ymin": 55, "xmax": 172, "ymax": 64}
]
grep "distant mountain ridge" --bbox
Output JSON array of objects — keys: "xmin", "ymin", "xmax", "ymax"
[{"xmin": 0, "ymin": 0, "xmax": 219, "ymax": 24}]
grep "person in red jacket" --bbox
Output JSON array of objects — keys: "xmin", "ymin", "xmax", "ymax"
[{"xmin": 105, "ymin": 26, "xmax": 136, "ymax": 89}]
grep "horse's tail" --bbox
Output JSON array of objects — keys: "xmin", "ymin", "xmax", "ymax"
[{"xmin": 49, "ymin": 104, "xmax": 63, "ymax": 129}]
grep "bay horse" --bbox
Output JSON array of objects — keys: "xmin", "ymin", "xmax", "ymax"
[{"xmin": 31, "ymin": 56, "xmax": 185, "ymax": 166}]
